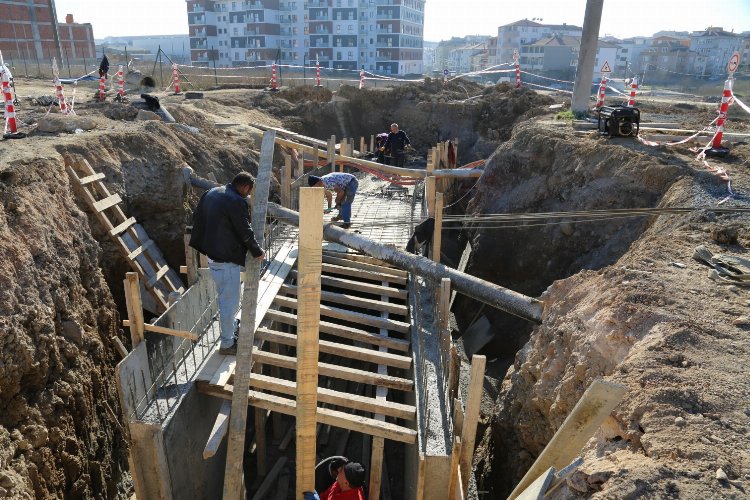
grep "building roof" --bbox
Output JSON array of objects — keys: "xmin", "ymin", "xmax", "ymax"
[
  {"xmin": 597, "ymin": 39, "xmax": 621, "ymax": 48},
  {"xmin": 692, "ymin": 27, "xmax": 738, "ymax": 38},
  {"xmin": 499, "ymin": 19, "xmax": 581, "ymax": 31},
  {"xmin": 528, "ymin": 35, "xmax": 581, "ymax": 47}
]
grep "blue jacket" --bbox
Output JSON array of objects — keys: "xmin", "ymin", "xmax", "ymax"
[{"xmin": 189, "ymin": 184, "xmax": 263, "ymax": 265}]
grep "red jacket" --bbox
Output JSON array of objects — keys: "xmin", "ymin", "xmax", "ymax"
[{"xmin": 320, "ymin": 483, "xmax": 365, "ymax": 500}]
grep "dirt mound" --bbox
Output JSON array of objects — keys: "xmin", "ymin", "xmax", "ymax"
[
  {"xmin": 0, "ymin": 158, "xmax": 128, "ymax": 499},
  {"xmin": 278, "ymin": 85, "xmax": 333, "ymax": 104},
  {"xmin": 469, "ymin": 123, "xmax": 750, "ymax": 498}
]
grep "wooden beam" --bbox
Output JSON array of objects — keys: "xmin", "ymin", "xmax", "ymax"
[
  {"xmin": 280, "ymin": 284, "xmax": 408, "ymax": 316},
  {"xmin": 327, "ymin": 135, "xmax": 336, "ymax": 171},
  {"xmin": 295, "ymin": 187, "xmax": 324, "ymax": 498},
  {"xmin": 212, "ymin": 385, "xmax": 417, "ymax": 444},
  {"xmin": 246, "ymin": 373, "xmax": 416, "ymax": 421},
  {"xmin": 322, "ymin": 262, "xmax": 407, "ymax": 285},
  {"xmin": 143, "ymin": 323, "xmax": 198, "ymax": 341},
  {"xmin": 124, "ymin": 272, "xmax": 145, "ymax": 346},
  {"xmin": 321, "ymin": 250, "xmax": 397, "ymax": 268},
  {"xmin": 126, "ymin": 239, "xmax": 155, "ymax": 261},
  {"xmin": 508, "ymin": 380, "xmax": 627, "ymax": 499},
  {"xmin": 272, "ymin": 295, "xmax": 410, "ymax": 334},
  {"xmin": 281, "ymin": 155, "xmax": 292, "ymax": 208},
  {"xmin": 447, "ymin": 435, "xmax": 462, "ymax": 500},
  {"xmin": 360, "ymin": 137, "xmax": 366, "ymax": 156},
  {"xmin": 439, "ymin": 278, "xmax": 451, "ymax": 335},
  {"xmin": 252, "ymin": 348, "xmax": 413, "ymax": 391},
  {"xmin": 146, "ymin": 264, "xmax": 170, "ymax": 289},
  {"xmin": 290, "ymin": 270, "xmax": 407, "ymax": 300},
  {"xmin": 204, "ymin": 400, "xmax": 231, "ymax": 459},
  {"xmin": 426, "ymin": 177, "xmax": 436, "ymax": 218},
  {"xmin": 322, "ymin": 254, "xmax": 408, "ymax": 278},
  {"xmin": 416, "ymin": 453, "xmax": 426, "ymax": 500},
  {"xmin": 255, "ymin": 407, "xmax": 268, "ymax": 475},
  {"xmin": 369, "ymin": 134, "xmax": 375, "ymax": 153},
  {"xmin": 264, "ymin": 309, "xmax": 410, "ymax": 352},
  {"xmin": 256, "ymin": 328, "xmax": 411, "ymax": 369},
  {"xmin": 93, "ymin": 193, "xmax": 122, "ymax": 212},
  {"xmin": 183, "ymin": 234, "xmax": 198, "ymax": 286},
  {"xmin": 110, "ymin": 217, "xmax": 137, "ymax": 236},
  {"xmin": 459, "ymin": 355, "xmax": 486, "ymax": 493},
  {"xmin": 514, "ymin": 467, "xmax": 555, "ymax": 500},
  {"xmin": 370, "ymin": 436, "xmax": 384, "ymax": 500},
  {"xmin": 432, "ymin": 192, "xmax": 443, "ymax": 262},
  {"xmin": 112, "ymin": 336, "xmax": 129, "ymax": 358},
  {"xmin": 223, "ymin": 129, "xmax": 276, "ymax": 500},
  {"xmin": 209, "ymin": 356, "xmax": 236, "ymax": 388}
]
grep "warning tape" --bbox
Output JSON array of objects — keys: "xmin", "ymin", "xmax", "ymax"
[
  {"xmin": 523, "ymin": 81, "xmax": 573, "ymax": 94},
  {"xmin": 519, "ymin": 71, "xmax": 574, "ymax": 84},
  {"xmin": 731, "ymin": 92, "xmax": 750, "ymax": 116}
]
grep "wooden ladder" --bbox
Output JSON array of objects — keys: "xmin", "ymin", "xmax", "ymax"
[{"xmin": 65, "ymin": 158, "xmax": 184, "ymax": 313}]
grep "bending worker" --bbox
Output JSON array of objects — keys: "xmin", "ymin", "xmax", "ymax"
[
  {"xmin": 305, "ymin": 460, "xmax": 366, "ymax": 500},
  {"xmin": 383, "ymin": 122, "xmax": 411, "ymax": 168},
  {"xmin": 189, "ymin": 172, "xmax": 265, "ymax": 355},
  {"xmin": 307, "ymin": 172, "xmax": 358, "ymax": 229}
]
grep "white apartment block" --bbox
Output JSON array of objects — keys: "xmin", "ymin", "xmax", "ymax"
[
  {"xmin": 186, "ymin": 0, "xmax": 424, "ymax": 75},
  {"xmin": 494, "ymin": 19, "xmax": 582, "ymax": 66}
]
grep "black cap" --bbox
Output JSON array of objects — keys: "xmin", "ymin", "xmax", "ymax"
[
  {"xmin": 328, "ymin": 457, "xmax": 349, "ymax": 476},
  {"xmin": 308, "ymin": 175, "xmax": 323, "ymax": 187},
  {"xmin": 344, "ymin": 462, "xmax": 365, "ymax": 488}
]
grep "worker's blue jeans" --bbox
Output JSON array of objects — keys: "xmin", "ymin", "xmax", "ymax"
[
  {"xmin": 209, "ymin": 261, "xmax": 241, "ymax": 348},
  {"xmin": 338, "ymin": 178, "xmax": 358, "ymax": 223}
]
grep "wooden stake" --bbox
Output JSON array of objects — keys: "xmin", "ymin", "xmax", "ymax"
[
  {"xmin": 439, "ymin": 277, "xmax": 451, "ymax": 339},
  {"xmin": 370, "ymin": 134, "xmax": 375, "ymax": 153},
  {"xmin": 447, "ymin": 435, "xmax": 462, "ymax": 499},
  {"xmin": 459, "ymin": 355, "xmax": 486, "ymax": 493},
  {"xmin": 508, "ymin": 380, "xmax": 627, "ymax": 499},
  {"xmin": 327, "ymin": 135, "xmax": 336, "ymax": 172},
  {"xmin": 360, "ymin": 136, "xmax": 366, "ymax": 157},
  {"xmin": 426, "ymin": 177, "xmax": 436, "ymax": 218},
  {"xmin": 297, "ymin": 155, "xmax": 304, "ymax": 180},
  {"xmin": 124, "ymin": 272, "xmax": 145, "ymax": 347},
  {"xmin": 416, "ymin": 453, "xmax": 426, "ymax": 500},
  {"xmin": 432, "ymin": 192, "xmax": 443, "ymax": 262},
  {"xmin": 282, "ymin": 154, "xmax": 292, "ymax": 208},
  {"xmin": 312, "ymin": 145, "xmax": 319, "ymax": 170},
  {"xmin": 295, "ymin": 187, "xmax": 324, "ymax": 498},
  {"xmin": 223, "ymin": 130, "xmax": 276, "ymax": 500},
  {"xmin": 112, "ymin": 336, "xmax": 129, "ymax": 358},
  {"xmin": 255, "ymin": 407, "xmax": 267, "ymax": 475}
]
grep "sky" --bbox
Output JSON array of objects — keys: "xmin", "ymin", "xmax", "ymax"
[{"xmin": 55, "ymin": 0, "xmax": 750, "ymax": 41}]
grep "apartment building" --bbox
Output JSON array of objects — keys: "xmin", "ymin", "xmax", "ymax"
[
  {"xmin": 186, "ymin": 0, "xmax": 425, "ymax": 75},
  {"xmin": 493, "ymin": 19, "xmax": 582, "ymax": 66},
  {"xmin": 0, "ymin": 1, "xmax": 95, "ymax": 62},
  {"xmin": 690, "ymin": 26, "xmax": 742, "ymax": 76}
]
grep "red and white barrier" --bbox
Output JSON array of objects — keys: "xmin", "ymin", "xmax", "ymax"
[
  {"xmin": 596, "ymin": 75, "xmax": 608, "ymax": 108},
  {"xmin": 51, "ymin": 58, "xmax": 69, "ymax": 114},
  {"xmin": 514, "ymin": 49, "xmax": 521, "ymax": 88},
  {"xmin": 98, "ymin": 73, "xmax": 106, "ymax": 102},
  {"xmin": 711, "ymin": 76, "xmax": 733, "ymax": 150},
  {"xmin": 627, "ymin": 77, "xmax": 638, "ymax": 107},
  {"xmin": 316, "ymin": 60, "xmax": 321, "ymax": 87},
  {"xmin": 359, "ymin": 70, "xmax": 365, "ymax": 89},
  {"xmin": 1, "ymin": 61, "xmax": 23, "ymax": 138},
  {"xmin": 172, "ymin": 63, "xmax": 181, "ymax": 94},
  {"xmin": 271, "ymin": 63, "xmax": 278, "ymax": 90},
  {"xmin": 117, "ymin": 65, "xmax": 124, "ymax": 100}
]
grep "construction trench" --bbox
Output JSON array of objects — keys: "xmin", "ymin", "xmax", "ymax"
[{"xmin": 2, "ymin": 71, "xmax": 750, "ymax": 500}]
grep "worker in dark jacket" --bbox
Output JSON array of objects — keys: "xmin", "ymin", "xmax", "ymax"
[
  {"xmin": 383, "ymin": 123, "xmax": 411, "ymax": 167},
  {"xmin": 190, "ymin": 172, "xmax": 264, "ymax": 355}
]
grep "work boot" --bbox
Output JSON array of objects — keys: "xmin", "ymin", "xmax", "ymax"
[
  {"xmin": 219, "ymin": 341, "xmax": 237, "ymax": 356},
  {"xmin": 341, "ymin": 223, "xmax": 351, "ymax": 229}
]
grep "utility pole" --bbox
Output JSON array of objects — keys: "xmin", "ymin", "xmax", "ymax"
[{"xmin": 571, "ymin": 0, "xmax": 604, "ymax": 114}]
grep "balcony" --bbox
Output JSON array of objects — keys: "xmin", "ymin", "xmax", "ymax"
[
  {"xmin": 191, "ymin": 42, "xmax": 208, "ymax": 50},
  {"xmin": 193, "ymin": 29, "xmax": 207, "ymax": 37},
  {"xmin": 280, "ymin": 16, "xmax": 296, "ymax": 24},
  {"xmin": 313, "ymin": 29, "xmax": 331, "ymax": 35},
  {"xmin": 309, "ymin": 15, "xmax": 329, "ymax": 21},
  {"xmin": 191, "ymin": 5, "xmax": 205, "ymax": 13}
]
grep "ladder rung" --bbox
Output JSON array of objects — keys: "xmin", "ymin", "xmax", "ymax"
[
  {"xmin": 110, "ymin": 217, "xmax": 136, "ymax": 236},
  {"xmin": 93, "ymin": 193, "xmax": 121, "ymax": 213},
  {"xmin": 126, "ymin": 239, "xmax": 155, "ymax": 261},
  {"xmin": 146, "ymin": 265, "xmax": 171, "ymax": 288},
  {"xmin": 78, "ymin": 172, "xmax": 106, "ymax": 186}
]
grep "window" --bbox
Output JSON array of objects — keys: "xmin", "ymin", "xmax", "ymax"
[
  {"xmin": 348, "ymin": 50, "xmax": 353, "ymax": 58},
  {"xmin": 336, "ymin": 25, "xmax": 341, "ymax": 33},
  {"xmin": 233, "ymin": 27, "xmax": 238, "ymax": 35},
  {"xmin": 348, "ymin": 25, "xmax": 353, "ymax": 32},
  {"xmin": 337, "ymin": 51, "xmax": 342, "ymax": 60}
]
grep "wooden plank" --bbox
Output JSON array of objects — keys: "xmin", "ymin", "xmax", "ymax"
[
  {"xmin": 281, "ymin": 155, "xmax": 292, "ymax": 208},
  {"xmin": 426, "ymin": 177, "xmax": 436, "ymax": 217},
  {"xmin": 184, "ymin": 234, "xmax": 198, "ymax": 286},
  {"xmin": 224, "ymin": 129, "xmax": 276, "ymax": 500},
  {"xmin": 447, "ymin": 435, "xmax": 462, "ymax": 500},
  {"xmin": 280, "ymin": 284, "xmax": 408, "ymax": 316},
  {"xmin": 508, "ymin": 380, "xmax": 627, "ymax": 499},
  {"xmin": 203, "ymin": 400, "xmax": 232, "ymax": 459},
  {"xmin": 112, "ymin": 336, "xmax": 129, "ymax": 358},
  {"xmin": 256, "ymin": 328, "xmax": 411, "ymax": 369},
  {"xmin": 272, "ymin": 295, "xmax": 410, "ymax": 334},
  {"xmin": 432, "ymin": 192, "xmax": 443, "ymax": 262},
  {"xmin": 209, "ymin": 356, "xmax": 237, "ymax": 388},
  {"xmin": 124, "ymin": 273, "xmax": 145, "ymax": 346},
  {"xmin": 93, "ymin": 193, "xmax": 122, "ymax": 213},
  {"xmin": 439, "ymin": 278, "xmax": 451, "ymax": 335},
  {"xmin": 212, "ymin": 385, "xmax": 417, "ymax": 444},
  {"xmin": 110, "ymin": 217, "xmax": 136, "ymax": 236},
  {"xmin": 515, "ymin": 467, "xmax": 555, "ymax": 500},
  {"xmin": 322, "ymin": 262, "xmax": 407, "ymax": 285},
  {"xmin": 290, "ymin": 270, "xmax": 407, "ymax": 300},
  {"xmin": 255, "ymin": 407, "xmax": 267, "ymax": 475},
  {"xmin": 327, "ymin": 135, "xmax": 336, "ymax": 171},
  {"xmin": 321, "ymin": 250, "xmax": 397, "ymax": 269},
  {"xmin": 126, "ymin": 239, "xmax": 155, "ymax": 261},
  {"xmin": 245, "ymin": 373, "xmax": 416, "ymax": 420},
  {"xmin": 253, "ymin": 242, "xmax": 298, "ymax": 330},
  {"xmin": 196, "ymin": 350, "xmax": 228, "ymax": 384},
  {"xmin": 252, "ymin": 348, "xmax": 413, "ymax": 391},
  {"xmin": 264, "ymin": 309, "xmax": 410, "ymax": 352},
  {"xmin": 77, "ymin": 172, "xmax": 105, "ymax": 185},
  {"xmin": 146, "ymin": 265, "xmax": 171, "ymax": 289},
  {"xmin": 459, "ymin": 355, "xmax": 486, "ymax": 493},
  {"xmin": 416, "ymin": 453, "xmax": 426, "ymax": 500},
  {"xmin": 143, "ymin": 323, "xmax": 199, "ymax": 341},
  {"xmin": 322, "ymin": 254, "xmax": 408, "ymax": 278},
  {"xmin": 251, "ymin": 457, "xmax": 288, "ymax": 500},
  {"xmin": 295, "ymin": 187, "xmax": 324, "ymax": 498}
]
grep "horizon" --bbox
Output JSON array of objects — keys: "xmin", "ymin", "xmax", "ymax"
[{"xmin": 56, "ymin": 0, "xmax": 750, "ymax": 43}]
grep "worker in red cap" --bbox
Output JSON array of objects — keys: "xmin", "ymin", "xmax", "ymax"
[{"xmin": 304, "ymin": 461, "xmax": 366, "ymax": 500}]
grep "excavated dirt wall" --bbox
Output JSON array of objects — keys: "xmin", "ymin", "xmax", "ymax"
[{"xmin": 470, "ymin": 127, "xmax": 750, "ymax": 498}]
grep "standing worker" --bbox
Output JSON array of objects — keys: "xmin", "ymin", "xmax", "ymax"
[
  {"xmin": 307, "ymin": 172, "xmax": 358, "ymax": 229},
  {"xmin": 383, "ymin": 123, "xmax": 411, "ymax": 168},
  {"xmin": 189, "ymin": 172, "xmax": 265, "ymax": 355}
]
